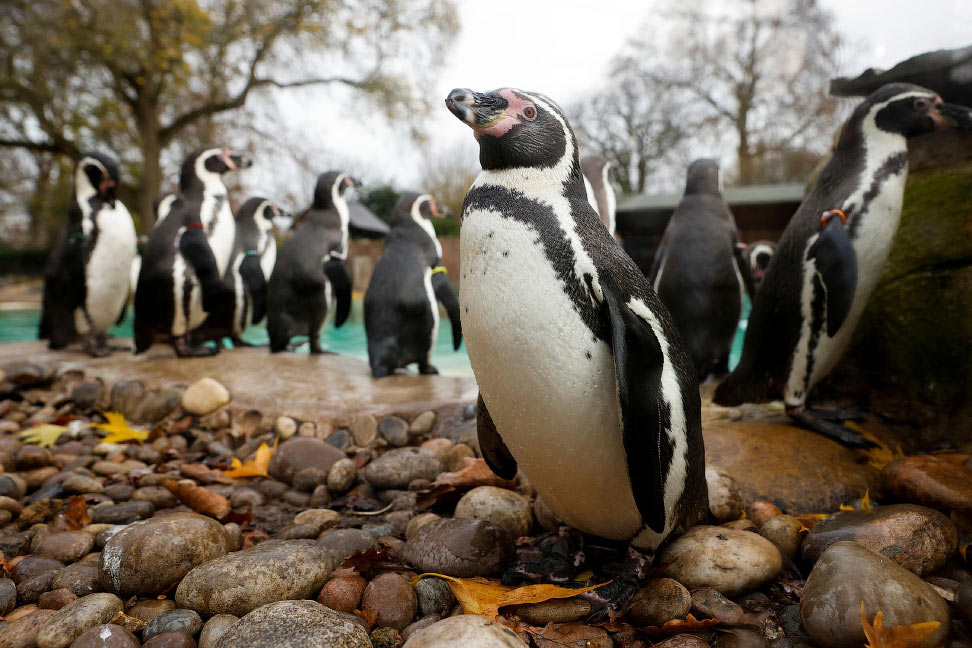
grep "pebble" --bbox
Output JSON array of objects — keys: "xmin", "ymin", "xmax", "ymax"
[
  {"xmin": 89, "ymin": 501, "xmax": 155, "ymax": 524},
  {"xmin": 61, "ymin": 475, "xmax": 103, "ymax": 495},
  {"xmin": 318, "ymin": 574, "xmax": 367, "ymax": 613},
  {"xmin": 402, "ymin": 615, "xmax": 528, "ymax": 647},
  {"xmin": 654, "ymin": 635, "xmax": 710, "ymax": 648},
  {"xmin": 408, "ymin": 412, "xmax": 436, "ymax": 436},
  {"xmin": 705, "ymin": 467, "xmax": 745, "ymax": 522},
  {"xmin": 317, "ymin": 529, "xmax": 379, "ymax": 569},
  {"xmin": 102, "ymin": 484, "xmax": 133, "ymax": 501},
  {"xmin": 0, "ymin": 578, "xmax": 15, "ymax": 615},
  {"xmin": 361, "ymin": 573, "xmax": 418, "ymax": 631},
  {"xmin": 378, "ymin": 417, "xmax": 410, "ymax": 447},
  {"xmin": 454, "ymin": 486, "xmax": 533, "ymax": 538},
  {"xmin": 351, "ymin": 414, "xmax": 378, "ymax": 447},
  {"xmin": 659, "ymin": 526, "xmax": 782, "ymax": 596},
  {"xmin": 143, "ymin": 609, "xmax": 203, "ymax": 643},
  {"xmin": 512, "ymin": 598, "xmax": 590, "ymax": 625},
  {"xmin": 309, "ymin": 485, "xmax": 331, "ymax": 508},
  {"xmin": 69, "ymin": 624, "xmax": 140, "ymax": 648},
  {"xmin": 293, "ymin": 467, "xmax": 328, "ymax": 492},
  {"xmin": 627, "ymin": 578, "xmax": 691, "ymax": 626},
  {"xmin": 198, "ymin": 614, "xmax": 238, "ymax": 648},
  {"xmin": 689, "ymin": 587, "xmax": 743, "ymax": 624},
  {"xmin": 132, "ymin": 486, "xmax": 180, "ymax": 509},
  {"xmin": 326, "ymin": 458, "xmax": 358, "ymax": 493},
  {"xmin": 91, "ymin": 461, "xmax": 126, "ymax": 477},
  {"xmin": 110, "ymin": 381, "xmax": 145, "ymax": 420},
  {"xmin": 143, "ymin": 632, "xmax": 196, "ymax": 648},
  {"xmin": 100, "ymin": 513, "xmax": 232, "ymax": 598},
  {"xmin": 18, "ymin": 570, "xmax": 57, "ymax": 604},
  {"xmin": 956, "ymin": 579, "xmax": 972, "ymax": 623},
  {"xmin": 128, "ymin": 599, "xmax": 177, "ymax": 623},
  {"xmin": 0, "ymin": 475, "xmax": 23, "ymax": 499},
  {"xmin": 181, "ymin": 378, "xmax": 230, "ymax": 415},
  {"xmin": 275, "ymin": 416, "xmax": 297, "ymax": 440},
  {"xmin": 406, "ymin": 513, "xmax": 441, "ymax": 540},
  {"xmin": 37, "ymin": 588, "xmax": 76, "ymax": 610},
  {"xmin": 70, "ymin": 380, "xmax": 105, "ymax": 410},
  {"xmin": 293, "ymin": 508, "xmax": 341, "ymax": 533},
  {"xmin": 712, "ymin": 629, "xmax": 766, "ymax": 648},
  {"xmin": 401, "ymin": 518, "xmax": 514, "ymax": 577},
  {"xmin": 176, "ymin": 539, "xmax": 331, "ymax": 616},
  {"xmin": 881, "ymin": 455, "xmax": 972, "ymax": 511},
  {"xmin": 51, "ymin": 563, "xmax": 102, "ymax": 597},
  {"xmin": 134, "ymin": 387, "xmax": 183, "ymax": 423},
  {"xmin": 34, "ymin": 531, "xmax": 95, "ymax": 564},
  {"xmin": 229, "ymin": 487, "xmax": 265, "ymax": 509},
  {"xmin": 801, "ymin": 504, "xmax": 957, "ymax": 575},
  {"xmin": 12, "ymin": 556, "xmax": 65, "ymax": 584},
  {"xmin": 0, "ymin": 609, "xmax": 56, "ymax": 648},
  {"xmin": 800, "ymin": 542, "xmax": 950, "ymax": 648},
  {"xmin": 268, "ymin": 438, "xmax": 346, "ymax": 485},
  {"xmin": 402, "ymin": 616, "xmax": 440, "ymax": 642},
  {"xmin": 758, "ymin": 515, "xmax": 804, "ymax": 562},
  {"xmin": 35, "ymin": 593, "xmax": 124, "ymax": 648},
  {"xmin": 212, "ymin": 599, "xmax": 370, "ymax": 648},
  {"xmin": 364, "ymin": 448, "xmax": 443, "ymax": 490}
]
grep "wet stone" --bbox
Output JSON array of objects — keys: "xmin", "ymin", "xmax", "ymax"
[
  {"xmin": 318, "ymin": 574, "xmax": 367, "ymax": 613},
  {"xmin": 378, "ymin": 417, "xmax": 410, "ymax": 447},
  {"xmin": 402, "ymin": 615, "xmax": 527, "ymax": 647},
  {"xmin": 364, "ymin": 447, "xmax": 443, "ymax": 490},
  {"xmin": 293, "ymin": 508, "xmax": 341, "ymax": 533},
  {"xmin": 181, "ymin": 378, "xmax": 230, "ymax": 415},
  {"xmin": 132, "ymin": 486, "xmax": 180, "ymax": 509},
  {"xmin": 34, "ymin": 531, "xmax": 95, "ymax": 564},
  {"xmin": 881, "ymin": 455, "xmax": 972, "ymax": 512},
  {"xmin": 70, "ymin": 624, "xmax": 140, "ymax": 648},
  {"xmin": 268, "ymin": 438, "xmax": 346, "ymax": 486},
  {"xmin": 35, "ymin": 592, "xmax": 124, "ymax": 648},
  {"xmin": 198, "ymin": 614, "xmax": 238, "ymax": 648},
  {"xmin": 143, "ymin": 609, "xmax": 203, "ymax": 643},
  {"xmin": 350, "ymin": 414, "xmax": 378, "ymax": 447},
  {"xmin": 758, "ymin": 515, "xmax": 804, "ymax": 562},
  {"xmin": 361, "ymin": 572, "xmax": 418, "ymax": 631},
  {"xmin": 212, "ymin": 599, "xmax": 370, "ymax": 648},
  {"xmin": 689, "ymin": 587, "xmax": 743, "ymax": 624},
  {"xmin": 408, "ymin": 412, "xmax": 436, "ymax": 436},
  {"xmin": 12, "ymin": 556, "xmax": 64, "ymax": 585},
  {"xmin": 414, "ymin": 577, "xmax": 457, "ymax": 618},
  {"xmin": 37, "ymin": 588, "xmax": 76, "ymax": 610},
  {"xmin": 512, "ymin": 598, "xmax": 591, "ymax": 625},
  {"xmin": 0, "ymin": 578, "xmax": 16, "ymax": 616},
  {"xmin": 51, "ymin": 563, "xmax": 102, "ymax": 598},
  {"xmin": 110, "ymin": 381, "xmax": 145, "ymax": 420},
  {"xmin": 659, "ymin": 526, "xmax": 782, "ymax": 596},
  {"xmin": 0, "ymin": 533, "xmax": 30, "ymax": 556},
  {"xmin": 143, "ymin": 632, "xmax": 196, "ymax": 648},
  {"xmin": 128, "ymin": 599, "xmax": 177, "ymax": 623},
  {"xmin": 627, "ymin": 578, "xmax": 691, "ymax": 627},
  {"xmin": 317, "ymin": 529, "xmax": 378, "ymax": 569},
  {"xmin": 0, "ymin": 608, "xmax": 56, "ymax": 648},
  {"xmin": 326, "ymin": 458, "xmax": 357, "ymax": 493},
  {"xmin": 454, "ymin": 486, "xmax": 532, "ymax": 538},
  {"xmin": 89, "ymin": 501, "xmax": 155, "ymax": 524},
  {"xmin": 401, "ymin": 518, "xmax": 514, "ymax": 578}
]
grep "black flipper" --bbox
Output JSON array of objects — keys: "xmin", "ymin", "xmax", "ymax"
[
  {"xmin": 179, "ymin": 226, "xmax": 224, "ymax": 313},
  {"xmin": 477, "ymin": 394, "xmax": 517, "ymax": 480},
  {"xmin": 807, "ymin": 219, "xmax": 857, "ymax": 337},
  {"xmin": 323, "ymin": 258, "xmax": 352, "ymax": 328},
  {"xmin": 602, "ymin": 286, "xmax": 668, "ymax": 534},
  {"xmin": 238, "ymin": 254, "xmax": 267, "ymax": 324},
  {"xmin": 432, "ymin": 272, "xmax": 462, "ymax": 350}
]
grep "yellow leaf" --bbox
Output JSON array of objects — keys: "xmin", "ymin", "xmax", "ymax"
[
  {"xmin": 95, "ymin": 412, "xmax": 148, "ymax": 444},
  {"xmin": 223, "ymin": 440, "xmax": 277, "ymax": 478},
  {"xmin": 19, "ymin": 424, "xmax": 68, "ymax": 448},
  {"xmin": 861, "ymin": 489, "xmax": 871, "ymax": 510},
  {"xmin": 861, "ymin": 602, "xmax": 940, "ymax": 648},
  {"xmin": 414, "ymin": 573, "xmax": 603, "ymax": 620}
]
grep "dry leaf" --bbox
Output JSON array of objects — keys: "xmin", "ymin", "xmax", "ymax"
[
  {"xmin": 638, "ymin": 613, "xmax": 720, "ymax": 635},
  {"xmin": 861, "ymin": 602, "xmax": 940, "ymax": 648},
  {"xmin": 162, "ymin": 479, "xmax": 230, "ymax": 519},
  {"xmin": 19, "ymin": 424, "xmax": 68, "ymax": 448},
  {"xmin": 840, "ymin": 489, "xmax": 871, "ymax": 511},
  {"xmin": 223, "ymin": 440, "xmax": 276, "ymax": 478},
  {"xmin": 180, "ymin": 463, "xmax": 233, "ymax": 484},
  {"xmin": 416, "ymin": 458, "xmax": 517, "ymax": 508},
  {"xmin": 64, "ymin": 495, "xmax": 90, "ymax": 530},
  {"xmin": 110, "ymin": 610, "xmax": 147, "ymax": 634},
  {"xmin": 531, "ymin": 622, "xmax": 611, "ymax": 648},
  {"xmin": 95, "ymin": 412, "xmax": 148, "ymax": 444},
  {"xmin": 414, "ymin": 573, "xmax": 602, "ymax": 620},
  {"xmin": 353, "ymin": 607, "xmax": 378, "ymax": 627}
]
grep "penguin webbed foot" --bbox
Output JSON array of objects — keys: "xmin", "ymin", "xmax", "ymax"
[
  {"xmin": 82, "ymin": 336, "xmax": 119, "ymax": 358},
  {"xmin": 173, "ymin": 337, "xmax": 220, "ymax": 358},
  {"xmin": 418, "ymin": 363, "xmax": 439, "ymax": 375},
  {"xmin": 787, "ymin": 405, "xmax": 876, "ymax": 448}
]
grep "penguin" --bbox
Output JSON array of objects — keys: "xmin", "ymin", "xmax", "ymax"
[
  {"xmin": 39, "ymin": 151, "xmax": 137, "ymax": 356},
  {"xmin": 267, "ymin": 171, "xmax": 354, "ymax": 353},
  {"xmin": 714, "ymin": 83, "xmax": 971, "ymax": 447},
  {"xmin": 648, "ymin": 159, "xmax": 754, "ymax": 380},
  {"xmin": 133, "ymin": 147, "xmax": 250, "ymax": 357},
  {"xmin": 192, "ymin": 197, "xmax": 281, "ymax": 346},
  {"xmin": 742, "ymin": 240, "xmax": 776, "ymax": 291},
  {"xmin": 364, "ymin": 192, "xmax": 462, "ymax": 377},
  {"xmin": 445, "ymin": 87, "xmax": 707, "ymax": 550},
  {"xmin": 581, "ymin": 155, "xmax": 618, "ymax": 238}
]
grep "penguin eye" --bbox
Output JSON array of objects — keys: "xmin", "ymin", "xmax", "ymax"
[
  {"xmin": 523, "ymin": 105, "xmax": 536, "ymax": 120},
  {"xmin": 913, "ymin": 98, "xmax": 928, "ymax": 110}
]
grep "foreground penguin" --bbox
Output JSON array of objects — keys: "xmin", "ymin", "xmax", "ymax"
[
  {"xmin": 446, "ymin": 87, "xmax": 707, "ymax": 550},
  {"xmin": 581, "ymin": 155, "xmax": 617, "ymax": 237},
  {"xmin": 40, "ymin": 152, "xmax": 137, "ymax": 356},
  {"xmin": 134, "ymin": 147, "xmax": 250, "ymax": 357},
  {"xmin": 742, "ymin": 240, "xmax": 776, "ymax": 292},
  {"xmin": 267, "ymin": 171, "xmax": 354, "ymax": 353},
  {"xmin": 649, "ymin": 159, "xmax": 753, "ymax": 380},
  {"xmin": 714, "ymin": 83, "xmax": 972, "ymax": 446},
  {"xmin": 193, "ymin": 197, "xmax": 281, "ymax": 346},
  {"xmin": 364, "ymin": 192, "xmax": 461, "ymax": 377}
]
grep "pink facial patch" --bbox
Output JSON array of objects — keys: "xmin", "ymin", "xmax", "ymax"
[{"xmin": 473, "ymin": 89, "xmax": 534, "ymax": 138}]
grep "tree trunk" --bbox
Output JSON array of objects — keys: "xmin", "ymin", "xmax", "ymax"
[{"xmin": 136, "ymin": 103, "xmax": 162, "ymax": 233}]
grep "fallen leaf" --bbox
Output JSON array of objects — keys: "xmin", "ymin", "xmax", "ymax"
[
  {"xmin": 223, "ymin": 440, "xmax": 276, "ymax": 478},
  {"xmin": 110, "ymin": 611, "xmax": 147, "ymax": 634},
  {"xmin": 222, "ymin": 507, "xmax": 253, "ymax": 527},
  {"xmin": 531, "ymin": 622, "xmax": 611, "ymax": 648},
  {"xmin": 793, "ymin": 513, "xmax": 829, "ymax": 530},
  {"xmin": 353, "ymin": 607, "xmax": 378, "ymax": 627},
  {"xmin": 861, "ymin": 602, "xmax": 940, "ymax": 648},
  {"xmin": 64, "ymin": 495, "xmax": 90, "ymax": 530},
  {"xmin": 180, "ymin": 463, "xmax": 233, "ymax": 484},
  {"xmin": 19, "ymin": 424, "xmax": 68, "ymax": 448},
  {"xmin": 95, "ymin": 412, "xmax": 148, "ymax": 444},
  {"xmin": 414, "ymin": 573, "xmax": 602, "ymax": 621},
  {"xmin": 242, "ymin": 529, "xmax": 270, "ymax": 549},
  {"xmin": 416, "ymin": 458, "xmax": 517, "ymax": 508},
  {"xmin": 960, "ymin": 542, "xmax": 968, "ymax": 563},
  {"xmin": 162, "ymin": 479, "xmax": 230, "ymax": 519},
  {"xmin": 840, "ymin": 489, "xmax": 871, "ymax": 511},
  {"xmin": 637, "ymin": 613, "xmax": 720, "ymax": 635}
]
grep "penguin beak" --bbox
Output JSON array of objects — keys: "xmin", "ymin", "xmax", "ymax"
[
  {"xmin": 938, "ymin": 102, "xmax": 972, "ymax": 129},
  {"xmin": 99, "ymin": 176, "xmax": 117, "ymax": 207},
  {"xmin": 222, "ymin": 150, "xmax": 252, "ymax": 171},
  {"xmin": 446, "ymin": 88, "xmax": 509, "ymax": 131}
]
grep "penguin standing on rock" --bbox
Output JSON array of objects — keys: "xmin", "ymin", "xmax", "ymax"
[
  {"xmin": 134, "ymin": 147, "xmax": 251, "ymax": 357},
  {"xmin": 364, "ymin": 192, "xmax": 461, "ymax": 377},
  {"xmin": 446, "ymin": 87, "xmax": 708, "ymax": 552},
  {"xmin": 267, "ymin": 171, "xmax": 354, "ymax": 353},
  {"xmin": 714, "ymin": 83, "xmax": 972, "ymax": 446},
  {"xmin": 40, "ymin": 151, "xmax": 137, "ymax": 356},
  {"xmin": 581, "ymin": 155, "xmax": 617, "ymax": 238},
  {"xmin": 649, "ymin": 159, "xmax": 753, "ymax": 380}
]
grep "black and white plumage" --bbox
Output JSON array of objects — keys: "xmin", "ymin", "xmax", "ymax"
[
  {"xmin": 364, "ymin": 192, "xmax": 461, "ymax": 378},
  {"xmin": 648, "ymin": 159, "xmax": 753, "ymax": 380},
  {"xmin": 742, "ymin": 240, "xmax": 776, "ymax": 291},
  {"xmin": 39, "ymin": 151, "xmax": 137, "ymax": 356},
  {"xmin": 714, "ymin": 83, "xmax": 971, "ymax": 446},
  {"xmin": 446, "ymin": 87, "xmax": 707, "ymax": 549},
  {"xmin": 581, "ymin": 155, "xmax": 617, "ymax": 238},
  {"xmin": 133, "ymin": 147, "xmax": 250, "ymax": 357},
  {"xmin": 267, "ymin": 171, "xmax": 354, "ymax": 354}
]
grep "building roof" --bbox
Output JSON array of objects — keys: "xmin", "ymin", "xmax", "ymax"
[{"xmin": 618, "ymin": 182, "xmax": 805, "ymax": 219}]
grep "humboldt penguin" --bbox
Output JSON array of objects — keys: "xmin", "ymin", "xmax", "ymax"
[
  {"xmin": 133, "ymin": 147, "xmax": 250, "ymax": 357},
  {"xmin": 581, "ymin": 155, "xmax": 618, "ymax": 237},
  {"xmin": 39, "ymin": 151, "xmax": 137, "ymax": 356},
  {"xmin": 714, "ymin": 83, "xmax": 972, "ymax": 446},
  {"xmin": 192, "ymin": 197, "xmax": 281, "ymax": 346},
  {"xmin": 267, "ymin": 171, "xmax": 354, "ymax": 353},
  {"xmin": 648, "ymin": 159, "xmax": 753, "ymax": 380},
  {"xmin": 446, "ymin": 87, "xmax": 707, "ymax": 551},
  {"xmin": 742, "ymin": 240, "xmax": 776, "ymax": 291},
  {"xmin": 364, "ymin": 192, "xmax": 461, "ymax": 377}
]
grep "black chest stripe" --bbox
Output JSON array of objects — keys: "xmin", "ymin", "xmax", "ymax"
[{"xmin": 848, "ymin": 152, "xmax": 908, "ymax": 238}]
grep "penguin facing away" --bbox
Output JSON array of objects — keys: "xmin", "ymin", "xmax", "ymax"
[
  {"xmin": 714, "ymin": 83, "xmax": 972, "ymax": 446},
  {"xmin": 267, "ymin": 171, "xmax": 354, "ymax": 354},
  {"xmin": 364, "ymin": 192, "xmax": 462, "ymax": 378},
  {"xmin": 39, "ymin": 151, "xmax": 137, "ymax": 356},
  {"xmin": 446, "ymin": 87, "xmax": 707, "ymax": 550},
  {"xmin": 648, "ymin": 159, "xmax": 754, "ymax": 380},
  {"xmin": 742, "ymin": 240, "xmax": 776, "ymax": 291},
  {"xmin": 581, "ymin": 154, "xmax": 618, "ymax": 238},
  {"xmin": 192, "ymin": 197, "xmax": 281, "ymax": 346},
  {"xmin": 134, "ymin": 147, "xmax": 251, "ymax": 357}
]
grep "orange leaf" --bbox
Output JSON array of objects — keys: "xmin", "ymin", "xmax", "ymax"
[
  {"xmin": 638, "ymin": 613, "xmax": 720, "ymax": 635},
  {"xmin": 416, "ymin": 458, "xmax": 517, "ymax": 508},
  {"xmin": 413, "ymin": 573, "xmax": 602, "ymax": 621},
  {"xmin": 64, "ymin": 495, "xmax": 91, "ymax": 530},
  {"xmin": 861, "ymin": 602, "xmax": 940, "ymax": 648},
  {"xmin": 162, "ymin": 479, "xmax": 230, "ymax": 519},
  {"xmin": 223, "ymin": 440, "xmax": 276, "ymax": 478}
]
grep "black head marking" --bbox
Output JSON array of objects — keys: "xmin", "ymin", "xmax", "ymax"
[
  {"xmin": 312, "ymin": 171, "xmax": 353, "ymax": 210},
  {"xmin": 76, "ymin": 150, "xmax": 120, "ymax": 205},
  {"xmin": 684, "ymin": 159, "xmax": 721, "ymax": 195}
]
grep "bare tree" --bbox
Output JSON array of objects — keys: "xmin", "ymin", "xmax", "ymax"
[{"xmin": 418, "ymin": 143, "xmax": 479, "ymax": 232}]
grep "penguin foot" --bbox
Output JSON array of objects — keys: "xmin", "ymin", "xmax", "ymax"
[
  {"xmin": 808, "ymin": 406, "xmax": 868, "ymax": 422},
  {"xmin": 787, "ymin": 405, "xmax": 876, "ymax": 448},
  {"xmin": 418, "ymin": 364, "xmax": 440, "ymax": 375},
  {"xmin": 173, "ymin": 337, "xmax": 220, "ymax": 358},
  {"xmin": 82, "ymin": 337, "xmax": 116, "ymax": 357}
]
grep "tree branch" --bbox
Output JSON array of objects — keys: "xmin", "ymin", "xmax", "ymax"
[{"xmin": 0, "ymin": 138, "xmax": 65, "ymax": 154}]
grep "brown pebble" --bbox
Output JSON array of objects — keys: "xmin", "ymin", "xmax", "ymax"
[
  {"xmin": 627, "ymin": 578, "xmax": 691, "ymax": 626},
  {"xmin": 317, "ymin": 574, "xmax": 367, "ymax": 613},
  {"xmin": 70, "ymin": 623, "xmax": 141, "ymax": 647},
  {"xmin": 143, "ymin": 631, "xmax": 197, "ymax": 648},
  {"xmin": 655, "ymin": 634, "xmax": 711, "ymax": 648},
  {"xmin": 361, "ymin": 572, "xmax": 418, "ymax": 631},
  {"xmin": 512, "ymin": 597, "xmax": 591, "ymax": 625},
  {"xmin": 128, "ymin": 598, "xmax": 177, "ymax": 623},
  {"xmin": 748, "ymin": 501, "xmax": 783, "ymax": 527},
  {"xmin": 690, "ymin": 587, "xmax": 744, "ymax": 624},
  {"xmin": 37, "ymin": 587, "xmax": 76, "ymax": 610},
  {"xmin": 722, "ymin": 519, "xmax": 759, "ymax": 533}
]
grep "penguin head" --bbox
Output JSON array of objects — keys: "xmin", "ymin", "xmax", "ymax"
[
  {"xmin": 313, "ymin": 172, "xmax": 354, "ymax": 210},
  {"xmin": 181, "ymin": 147, "xmax": 251, "ymax": 191},
  {"xmin": 684, "ymin": 159, "xmax": 721, "ymax": 196},
  {"xmin": 236, "ymin": 196, "xmax": 281, "ymax": 230},
  {"xmin": 76, "ymin": 151, "xmax": 120, "ymax": 207},
  {"xmin": 393, "ymin": 192, "xmax": 442, "ymax": 224},
  {"xmin": 446, "ymin": 88, "xmax": 576, "ymax": 173},
  {"xmin": 862, "ymin": 83, "xmax": 950, "ymax": 138}
]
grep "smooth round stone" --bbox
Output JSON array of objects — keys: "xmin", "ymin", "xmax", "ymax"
[
  {"xmin": 229, "ymin": 487, "xmax": 265, "ymax": 509},
  {"xmin": 627, "ymin": 578, "xmax": 691, "ymax": 626},
  {"xmin": 800, "ymin": 542, "xmax": 950, "ymax": 648},
  {"xmin": 199, "ymin": 614, "xmax": 238, "ymax": 648},
  {"xmin": 758, "ymin": 515, "xmax": 804, "ymax": 562},
  {"xmin": 801, "ymin": 504, "xmax": 957, "ymax": 575},
  {"xmin": 181, "ymin": 378, "xmax": 230, "ymax": 415},
  {"xmin": 402, "ymin": 615, "xmax": 528, "ymax": 647},
  {"xmin": 52, "ymin": 564, "xmax": 102, "ymax": 598},
  {"xmin": 143, "ymin": 609, "xmax": 203, "ymax": 643},
  {"xmin": 100, "ymin": 513, "xmax": 232, "ymax": 598},
  {"xmin": 212, "ymin": 600, "xmax": 370, "ymax": 648},
  {"xmin": 38, "ymin": 588, "xmax": 77, "ymax": 610},
  {"xmin": 309, "ymin": 485, "xmax": 331, "ymax": 508},
  {"xmin": 378, "ymin": 417, "xmax": 410, "ymax": 447},
  {"xmin": 350, "ymin": 415, "xmax": 378, "ymax": 447},
  {"xmin": 18, "ymin": 571, "xmax": 57, "ymax": 604},
  {"xmin": 92, "ymin": 462, "xmax": 126, "ymax": 477},
  {"xmin": 881, "ymin": 455, "xmax": 972, "ymax": 511},
  {"xmin": 956, "ymin": 579, "xmax": 972, "ymax": 623},
  {"xmin": 293, "ymin": 468, "xmax": 328, "ymax": 493},
  {"xmin": 408, "ymin": 412, "xmax": 436, "ymax": 436},
  {"xmin": 128, "ymin": 599, "xmax": 177, "ymax": 623},
  {"xmin": 705, "ymin": 467, "xmax": 745, "ymax": 522},
  {"xmin": 143, "ymin": 632, "xmax": 196, "ymax": 648},
  {"xmin": 175, "ymin": 540, "xmax": 331, "ymax": 616},
  {"xmin": 110, "ymin": 381, "xmax": 144, "ymax": 420},
  {"xmin": 317, "ymin": 529, "xmax": 378, "ymax": 569},
  {"xmin": 268, "ymin": 438, "xmax": 346, "ymax": 486},
  {"xmin": 364, "ymin": 448, "xmax": 443, "ymax": 490},
  {"xmin": 414, "ymin": 577, "xmax": 457, "ymax": 618},
  {"xmin": 659, "ymin": 526, "xmax": 782, "ymax": 596},
  {"xmin": 654, "ymin": 635, "xmax": 711, "ymax": 648},
  {"xmin": 318, "ymin": 574, "xmax": 367, "ymax": 613},
  {"xmin": 35, "ymin": 593, "xmax": 124, "ymax": 648},
  {"xmin": 454, "ymin": 487, "xmax": 532, "ymax": 538},
  {"xmin": 0, "ymin": 609, "xmax": 56, "ymax": 648},
  {"xmin": 275, "ymin": 523, "xmax": 319, "ymax": 540},
  {"xmin": 62, "ymin": 475, "xmax": 103, "ymax": 495},
  {"xmin": 132, "ymin": 486, "xmax": 180, "ymax": 509},
  {"xmin": 102, "ymin": 484, "xmax": 134, "ymax": 501},
  {"xmin": 89, "ymin": 501, "xmax": 155, "ymax": 525},
  {"xmin": 511, "ymin": 598, "xmax": 590, "ymax": 625},
  {"xmin": 532, "ymin": 497, "xmax": 563, "ymax": 532},
  {"xmin": 402, "ymin": 616, "xmax": 440, "ymax": 642},
  {"xmin": 70, "ymin": 624, "xmax": 140, "ymax": 648},
  {"xmin": 406, "ymin": 513, "xmax": 441, "ymax": 540},
  {"xmin": 326, "ymin": 459, "xmax": 358, "ymax": 493},
  {"xmin": 361, "ymin": 573, "xmax": 417, "ymax": 631},
  {"xmin": 282, "ymin": 489, "xmax": 311, "ymax": 508},
  {"xmin": 12, "ymin": 557, "xmax": 64, "ymax": 585},
  {"xmin": 275, "ymin": 416, "xmax": 298, "ymax": 439},
  {"xmin": 0, "ymin": 578, "xmax": 16, "ymax": 615},
  {"xmin": 293, "ymin": 509, "xmax": 341, "ymax": 534},
  {"xmin": 34, "ymin": 531, "xmax": 95, "ymax": 564},
  {"xmin": 401, "ymin": 519, "xmax": 514, "ymax": 578},
  {"xmin": 712, "ymin": 629, "xmax": 767, "ymax": 648},
  {"xmin": 689, "ymin": 587, "xmax": 743, "ymax": 624}
]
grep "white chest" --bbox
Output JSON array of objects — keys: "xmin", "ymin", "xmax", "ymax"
[
  {"xmin": 201, "ymin": 193, "xmax": 235, "ymax": 276},
  {"xmin": 77, "ymin": 204, "xmax": 137, "ymax": 334}
]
